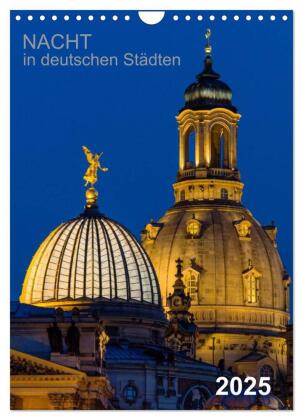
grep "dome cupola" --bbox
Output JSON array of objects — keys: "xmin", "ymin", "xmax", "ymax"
[{"xmin": 183, "ymin": 29, "xmax": 236, "ymax": 112}]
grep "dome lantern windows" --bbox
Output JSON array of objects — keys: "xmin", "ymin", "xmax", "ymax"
[{"xmin": 210, "ymin": 124, "xmax": 229, "ymax": 169}]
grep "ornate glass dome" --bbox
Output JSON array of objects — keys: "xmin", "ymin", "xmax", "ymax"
[
  {"xmin": 20, "ymin": 208, "xmax": 160, "ymax": 307},
  {"xmin": 20, "ymin": 145, "xmax": 161, "ymax": 311}
]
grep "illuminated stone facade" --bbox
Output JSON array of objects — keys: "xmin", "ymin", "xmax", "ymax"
[
  {"xmin": 10, "ymin": 349, "xmax": 114, "ymax": 409},
  {"xmin": 11, "ymin": 178, "xmax": 221, "ymax": 410}
]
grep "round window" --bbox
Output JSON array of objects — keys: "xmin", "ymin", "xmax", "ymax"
[{"xmin": 187, "ymin": 221, "xmax": 200, "ymax": 237}]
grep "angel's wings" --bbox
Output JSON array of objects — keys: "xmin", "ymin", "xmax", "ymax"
[{"xmin": 82, "ymin": 146, "xmax": 94, "ymax": 164}]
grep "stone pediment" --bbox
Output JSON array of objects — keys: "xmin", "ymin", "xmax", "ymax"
[
  {"xmin": 183, "ymin": 257, "xmax": 203, "ymax": 275},
  {"xmin": 10, "ymin": 349, "xmax": 85, "ymax": 376},
  {"xmin": 182, "ymin": 266, "xmax": 201, "ymax": 277},
  {"xmin": 242, "ymin": 265, "xmax": 261, "ymax": 278}
]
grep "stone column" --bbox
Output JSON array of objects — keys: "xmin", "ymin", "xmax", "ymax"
[
  {"xmin": 10, "ymin": 394, "xmax": 18, "ymax": 410},
  {"xmin": 48, "ymin": 393, "xmax": 65, "ymax": 409},
  {"xmin": 179, "ymin": 128, "xmax": 186, "ymax": 171},
  {"xmin": 64, "ymin": 393, "xmax": 80, "ymax": 409},
  {"xmin": 229, "ymin": 125, "xmax": 238, "ymax": 169},
  {"xmin": 48, "ymin": 392, "xmax": 80, "ymax": 410}
]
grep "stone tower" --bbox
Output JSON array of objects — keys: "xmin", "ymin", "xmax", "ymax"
[
  {"xmin": 142, "ymin": 31, "xmax": 290, "ymax": 379},
  {"xmin": 166, "ymin": 258, "xmax": 197, "ymax": 359}
]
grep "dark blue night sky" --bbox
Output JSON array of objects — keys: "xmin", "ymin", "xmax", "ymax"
[{"xmin": 10, "ymin": 11, "xmax": 293, "ymax": 314}]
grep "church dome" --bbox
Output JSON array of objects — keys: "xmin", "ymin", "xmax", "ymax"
[
  {"xmin": 142, "ymin": 203, "xmax": 289, "ymax": 333},
  {"xmin": 20, "ymin": 205, "xmax": 161, "ymax": 309},
  {"xmin": 184, "ymin": 55, "xmax": 236, "ymax": 112}
]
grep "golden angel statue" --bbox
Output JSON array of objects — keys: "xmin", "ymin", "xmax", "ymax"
[
  {"xmin": 82, "ymin": 146, "xmax": 108, "ymax": 187},
  {"xmin": 205, "ymin": 28, "xmax": 211, "ymax": 41}
]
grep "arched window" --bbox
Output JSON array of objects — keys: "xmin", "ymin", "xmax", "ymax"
[
  {"xmin": 184, "ymin": 270, "xmax": 198, "ymax": 304},
  {"xmin": 210, "ymin": 125, "xmax": 229, "ymax": 168},
  {"xmin": 243, "ymin": 272, "xmax": 260, "ymax": 304},
  {"xmin": 260, "ymin": 365, "xmax": 274, "ymax": 386},
  {"xmin": 180, "ymin": 190, "xmax": 186, "ymax": 201},
  {"xmin": 185, "ymin": 127, "xmax": 196, "ymax": 169},
  {"xmin": 123, "ymin": 381, "xmax": 138, "ymax": 405},
  {"xmin": 248, "ymin": 274, "xmax": 257, "ymax": 303},
  {"xmin": 187, "ymin": 130, "xmax": 195, "ymax": 168},
  {"xmin": 242, "ymin": 266, "xmax": 261, "ymax": 305},
  {"xmin": 220, "ymin": 133, "xmax": 225, "ymax": 168},
  {"xmin": 221, "ymin": 188, "xmax": 228, "ymax": 200},
  {"xmin": 181, "ymin": 385, "xmax": 211, "ymax": 410}
]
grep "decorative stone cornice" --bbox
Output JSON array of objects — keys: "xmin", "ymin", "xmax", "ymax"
[
  {"xmin": 11, "ymin": 354, "xmax": 67, "ymax": 376},
  {"xmin": 10, "ymin": 349, "xmax": 86, "ymax": 377},
  {"xmin": 182, "ymin": 305, "xmax": 289, "ymax": 332}
]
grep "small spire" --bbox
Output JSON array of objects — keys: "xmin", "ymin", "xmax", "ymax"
[
  {"xmin": 82, "ymin": 146, "xmax": 108, "ymax": 208},
  {"xmin": 173, "ymin": 258, "xmax": 186, "ymax": 291},
  {"xmin": 197, "ymin": 28, "xmax": 219, "ymax": 80},
  {"xmin": 204, "ymin": 28, "xmax": 212, "ymax": 56},
  {"xmin": 175, "ymin": 258, "xmax": 184, "ymax": 281}
]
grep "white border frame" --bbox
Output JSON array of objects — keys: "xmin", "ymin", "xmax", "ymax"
[{"xmin": 1, "ymin": 1, "xmax": 301, "ymax": 418}]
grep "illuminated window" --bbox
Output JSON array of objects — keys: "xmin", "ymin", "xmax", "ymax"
[
  {"xmin": 123, "ymin": 382, "xmax": 138, "ymax": 404},
  {"xmin": 184, "ymin": 270, "xmax": 198, "ymax": 304},
  {"xmin": 247, "ymin": 273, "xmax": 259, "ymax": 303},
  {"xmin": 243, "ymin": 268, "xmax": 261, "ymax": 305},
  {"xmin": 186, "ymin": 217, "xmax": 201, "ymax": 238}
]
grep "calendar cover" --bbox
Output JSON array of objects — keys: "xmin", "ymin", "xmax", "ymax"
[{"xmin": 10, "ymin": 10, "xmax": 293, "ymax": 410}]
